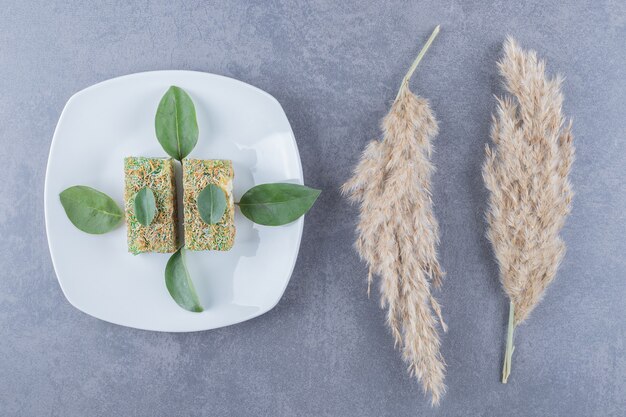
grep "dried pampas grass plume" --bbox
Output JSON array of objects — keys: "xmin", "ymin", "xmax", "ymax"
[
  {"xmin": 342, "ymin": 26, "xmax": 447, "ymax": 405},
  {"xmin": 482, "ymin": 37, "xmax": 575, "ymax": 383}
]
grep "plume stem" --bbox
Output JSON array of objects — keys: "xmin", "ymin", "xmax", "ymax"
[
  {"xmin": 502, "ymin": 301, "xmax": 515, "ymax": 383},
  {"xmin": 395, "ymin": 24, "xmax": 440, "ymax": 101}
]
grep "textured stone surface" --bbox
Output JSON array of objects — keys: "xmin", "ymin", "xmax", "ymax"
[{"xmin": 1, "ymin": 1, "xmax": 624, "ymax": 416}]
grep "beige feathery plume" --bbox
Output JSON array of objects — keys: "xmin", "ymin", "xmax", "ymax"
[
  {"xmin": 483, "ymin": 37, "xmax": 575, "ymax": 383},
  {"xmin": 342, "ymin": 26, "xmax": 447, "ymax": 405}
]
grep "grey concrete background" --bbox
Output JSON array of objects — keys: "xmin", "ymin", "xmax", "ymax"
[{"xmin": 1, "ymin": 1, "xmax": 624, "ymax": 416}]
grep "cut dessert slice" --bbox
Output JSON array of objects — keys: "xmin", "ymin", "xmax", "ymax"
[
  {"xmin": 182, "ymin": 159, "xmax": 236, "ymax": 251},
  {"xmin": 123, "ymin": 157, "xmax": 178, "ymax": 254}
]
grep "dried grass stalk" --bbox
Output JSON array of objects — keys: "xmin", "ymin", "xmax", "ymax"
[
  {"xmin": 342, "ymin": 26, "xmax": 447, "ymax": 405},
  {"xmin": 482, "ymin": 37, "xmax": 575, "ymax": 383}
]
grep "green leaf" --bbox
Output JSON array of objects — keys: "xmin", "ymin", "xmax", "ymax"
[
  {"xmin": 155, "ymin": 86, "xmax": 199, "ymax": 160},
  {"xmin": 238, "ymin": 183, "xmax": 321, "ymax": 226},
  {"xmin": 133, "ymin": 187, "xmax": 157, "ymax": 226},
  {"xmin": 197, "ymin": 184, "xmax": 227, "ymax": 225},
  {"xmin": 59, "ymin": 185, "xmax": 123, "ymax": 234},
  {"xmin": 165, "ymin": 248, "xmax": 203, "ymax": 313}
]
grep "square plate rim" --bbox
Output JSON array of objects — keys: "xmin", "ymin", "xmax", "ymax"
[{"xmin": 44, "ymin": 70, "xmax": 304, "ymax": 332}]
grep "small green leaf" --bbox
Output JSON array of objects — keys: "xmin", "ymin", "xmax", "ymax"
[
  {"xmin": 197, "ymin": 184, "xmax": 227, "ymax": 224},
  {"xmin": 59, "ymin": 185, "xmax": 123, "ymax": 234},
  {"xmin": 155, "ymin": 86, "xmax": 199, "ymax": 160},
  {"xmin": 238, "ymin": 183, "xmax": 321, "ymax": 226},
  {"xmin": 165, "ymin": 248, "xmax": 203, "ymax": 313},
  {"xmin": 134, "ymin": 187, "xmax": 157, "ymax": 226}
]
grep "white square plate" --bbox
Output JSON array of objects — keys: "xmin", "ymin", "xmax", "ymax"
[{"xmin": 45, "ymin": 71, "xmax": 303, "ymax": 332}]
